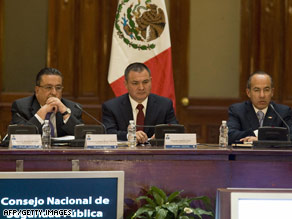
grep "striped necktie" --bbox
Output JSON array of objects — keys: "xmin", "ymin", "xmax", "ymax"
[{"xmin": 45, "ymin": 112, "xmax": 55, "ymax": 137}]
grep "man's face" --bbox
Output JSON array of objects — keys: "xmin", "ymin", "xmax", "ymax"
[
  {"xmin": 246, "ymin": 74, "xmax": 274, "ymax": 110},
  {"xmin": 35, "ymin": 75, "xmax": 63, "ymax": 106},
  {"xmin": 125, "ymin": 69, "xmax": 152, "ymax": 103}
]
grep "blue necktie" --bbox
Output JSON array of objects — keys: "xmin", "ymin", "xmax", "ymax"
[{"xmin": 45, "ymin": 112, "xmax": 55, "ymax": 137}]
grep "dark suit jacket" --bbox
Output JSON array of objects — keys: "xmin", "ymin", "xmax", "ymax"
[
  {"xmin": 227, "ymin": 100, "xmax": 292, "ymax": 144},
  {"xmin": 11, "ymin": 95, "xmax": 83, "ymax": 136},
  {"xmin": 102, "ymin": 93, "xmax": 178, "ymax": 140}
]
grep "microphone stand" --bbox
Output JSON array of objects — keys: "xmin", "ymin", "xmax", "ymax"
[{"xmin": 75, "ymin": 104, "xmax": 107, "ymax": 134}]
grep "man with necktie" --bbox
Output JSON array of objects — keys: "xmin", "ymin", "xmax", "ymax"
[
  {"xmin": 11, "ymin": 67, "xmax": 83, "ymax": 137},
  {"xmin": 227, "ymin": 71, "xmax": 292, "ymax": 144},
  {"xmin": 102, "ymin": 62, "xmax": 178, "ymax": 144}
]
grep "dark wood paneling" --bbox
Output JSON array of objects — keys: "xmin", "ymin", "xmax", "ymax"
[
  {"xmin": 283, "ymin": 0, "xmax": 292, "ymax": 104},
  {"xmin": 169, "ymin": 0, "xmax": 190, "ymax": 113},
  {"xmin": 78, "ymin": 0, "xmax": 100, "ymax": 97},
  {"xmin": 47, "ymin": 0, "xmax": 77, "ymax": 97},
  {"xmin": 0, "ymin": 0, "xmax": 3, "ymax": 93},
  {"xmin": 47, "ymin": 0, "xmax": 117, "ymax": 104},
  {"xmin": 99, "ymin": 1, "xmax": 117, "ymax": 103},
  {"xmin": 0, "ymin": 106, "xmax": 10, "ymax": 139},
  {"xmin": 239, "ymin": 0, "xmax": 260, "ymax": 97},
  {"xmin": 179, "ymin": 98, "xmax": 239, "ymax": 143},
  {"xmin": 259, "ymin": 0, "xmax": 285, "ymax": 100}
]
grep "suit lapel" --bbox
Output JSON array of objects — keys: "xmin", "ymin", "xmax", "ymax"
[
  {"xmin": 144, "ymin": 94, "xmax": 157, "ymax": 133},
  {"xmin": 263, "ymin": 105, "xmax": 276, "ymax": 126},
  {"xmin": 30, "ymin": 96, "xmax": 41, "ymax": 116},
  {"xmin": 121, "ymin": 94, "xmax": 133, "ymax": 126},
  {"xmin": 246, "ymin": 101, "xmax": 276, "ymax": 128},
  {"xmin": 246, "ymin": 101, "xmax": 260, "ymax": 129}
]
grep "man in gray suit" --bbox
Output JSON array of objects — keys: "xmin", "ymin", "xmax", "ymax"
[
  {"xmin": 228, "ymin": 71, "xmax": 292, "ymax": 144},
  {"xmin": 11, "ymin": 67, "xmax": 83, "ymax": 136},
  {"xmin": 102, "ymin": 62, "xmax": 177, "ymax": 143}
]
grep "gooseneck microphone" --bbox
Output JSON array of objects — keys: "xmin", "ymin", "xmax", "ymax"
[
  {"xmin": 269, "ymin": 104, "xmax": 291, "ymax": 141},
  {"xmin": 74, "ymin": 104, "xmax": 107, "ymax": 134},
  {"xmin": 16, "ymin": 113, "xmax": 40, "ymax": 134}
]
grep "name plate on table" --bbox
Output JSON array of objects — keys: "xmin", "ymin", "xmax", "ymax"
[
  {"xmin": 164, "ymin": 133, "xmax": 197, "ymax": 149},
  {"xmin": 9, "ymin": 134, "xmax": 42, "ymax": 149},
  {"xmin": 85, "ymin": 134, "xmax": 117, "ymax": 149}
]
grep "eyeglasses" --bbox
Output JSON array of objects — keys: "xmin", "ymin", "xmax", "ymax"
[{"xmin": 38, "ymin": 85, "xmax": 64, "ymax": 92}]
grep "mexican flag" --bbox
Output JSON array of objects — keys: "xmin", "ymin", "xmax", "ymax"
[{"xmin": 108, "ymin": 0, "xmax": 176, "ymax": 107}]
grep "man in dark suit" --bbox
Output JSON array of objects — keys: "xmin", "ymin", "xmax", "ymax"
[
  {"xmin": 11, "ymin": 67, "xmax": 83, "ymax": 136},
  {"xmin": 102, "ymin": 62, "xmax": 177, "ymax": 143},
  {"xmin": 228, "ymin": 71, "xmax": 292, "ymax": 144}
]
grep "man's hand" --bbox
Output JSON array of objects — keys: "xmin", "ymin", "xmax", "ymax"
[
  {"xmin": 46, "ymin": 97, "xmax": 67, "ymax": 113},
  {"xmin": 240, "ymin": 136, "xmax": 258, "ymax": 143},
  {"xmin": 37, "ymin": 97, "xmax": 68, "ymax": 120},
  {"xmin": 136, "ymin": 130, "xmax": 148, "ymax": 144}
]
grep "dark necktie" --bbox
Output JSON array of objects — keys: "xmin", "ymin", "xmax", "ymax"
[
  {"xmin": 257, "ymin": 111, "xmax": 264, "ymax": 127},
  {"xmin": 136, "ymin": 104, "xmax": 144, "ymax": 131},
  {"xmin": 45, "ymin": 112, "xmax": 55, "ymax": 137}
]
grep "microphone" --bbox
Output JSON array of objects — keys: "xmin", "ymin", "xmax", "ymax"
[
  {"xmin": 269, "ymin": 104, "xmax": 291, "ymax": 141},
  {"xmin": 74, "ymin": 104, "xmax": 107, "ymax": 134},
  {"xmin": 15, "ymin": 113, "xmax": 40, "ymax": 134}
]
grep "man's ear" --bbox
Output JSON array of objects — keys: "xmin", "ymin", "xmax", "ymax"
[
  {"xmin": 271, "ymin": 87, "xmax": 274, "ymax": 97},
  {"xmin": 246, "ymin": 88, "xmax": 251, "ymax": 98}
]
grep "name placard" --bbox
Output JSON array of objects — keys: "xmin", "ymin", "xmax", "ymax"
[
  {"xmin": 85, "ymin": 134, "xmax": 117, "ymax": 149},
  {"xmin": 164, "ymin": 133, "xmax": 197, "ymax": 149},
  {"xmin": 9, "ymin": 134, "xmax": 42, "ymax": 149}
]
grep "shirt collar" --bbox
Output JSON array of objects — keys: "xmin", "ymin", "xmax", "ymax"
[
  {"xmin": 129, "ymin": 95, "xmax": 148, "ymax": 113},
  {"xmin": 253, "ymin": 105, "xmax": 268, "ymax": 115}
]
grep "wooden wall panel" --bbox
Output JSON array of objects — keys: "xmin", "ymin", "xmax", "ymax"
[
  {"xmin": 46, "ymin": 0, "xmax": 118, "ymax": 125},
  {"xmin": 178, "ymin": 99, "xmax": 237, "ymax": 143},
  {"xmin": 239, "ymin": 0, "xmax": 260, "ymax": 98},
  {"xmin": 169, "ymin": 0, "xmax": 190, "ymax": 114},
  {"xmin": 0, "ymin": 0, "xmax": 3, "ymax": 93},
  {"xmin": 48, "ymin": 0, "xmax": 117, "ymax": 104},
  {"xmin": 98, "ymin": 1, "xmax": 117, "ymax": 103},
  {"xmin": 258, "ymin": 0, "xmax": 284, "ymax": 100},
  {"xmin": 283, "ymin": 0, "xmax": 292, "ymax": 104},
  {"xmin": 47, "ymin": 0, "xmax": 77, "ymax": 97},
  {"xmin": 78, "ymin": 0, "xmax": 100, "ymax": 98}
]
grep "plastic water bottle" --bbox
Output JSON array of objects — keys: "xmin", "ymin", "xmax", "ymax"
[
  {"xmin": 219, "ymin": 120, "xmax": 228, "ymax": 147},
  {"xmin": 42, "ymin": 120, "xmax": 51, "ymax": 149},
  {"xmin": 128, "ymin": 120, "xmax": 136, "ymax": 148}
]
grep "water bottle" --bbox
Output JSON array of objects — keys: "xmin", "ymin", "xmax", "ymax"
[
  {"xmin": 128, "ymin": 120, "xmax": 136, "ymax": 148},
  {"xmin": 42, "ymin": 120, "xmax": 51, "ymax": 149},
  {"xmin": 219, "ymin": 120, "xmax": 228, "ymax": 147}
]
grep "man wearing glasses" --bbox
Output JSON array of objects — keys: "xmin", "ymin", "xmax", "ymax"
[{"xmin": 11, "ymin": 67, "xmax": 83, "ymax": 136}]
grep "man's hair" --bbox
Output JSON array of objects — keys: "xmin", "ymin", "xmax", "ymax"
[
  {"xmin": 124, "ymin": 62, "xmax": 151, "ymax": 81},
  {"xmin": 246, "ymin": 71, "xmax": 273, "ymax": 89},
  {"xmin": 36, "ymin": 67, "xmax": 63, "ymax": 86}
]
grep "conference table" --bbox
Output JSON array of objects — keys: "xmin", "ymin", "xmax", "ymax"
[{"xmin": 0, "ymin": 144, "xmax": 291, "ymax": 216}]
